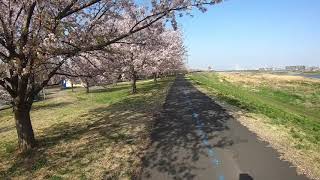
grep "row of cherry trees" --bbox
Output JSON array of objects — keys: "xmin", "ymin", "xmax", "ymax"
[
  {"xmin": 109, "ymin": 25, "xmax": 186, "ymax": 93},
  {"xmin": 0, "ymin": 0, "xmax": 222, "ymax": 151},
  {"xmin": 64, "ymin": 19, "xmax": 187, "ymax": 93}
]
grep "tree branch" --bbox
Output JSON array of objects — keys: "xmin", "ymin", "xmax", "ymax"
[
  {"xmin": 34, "ymin": 58, "xmax": 67, "ymax": 95},
  {"xmin": 56, "ymin": 0, "xmax": 102, "ymax": 20},
  {"xmin": 0, "ymin": 51, "xmax": 9, "ymax": 62},
  {"xmin": 55, "ymin": 0, "xmax": 78, "ymax": 20},
  {"xmin": 20, "ymin": 1, "xmax": 37, "ymax": 49},
  {"xmin": 55, "ymin": 72, "xmax": 92, "ymax": 78},
  {"xmin": 53, "ymin": 12, "xmax": 167, "ymax": 56},
  {"xmin": 0, "ymin": 78, "xmax": 16, "ymax": 97},
  {"xmin": 51, "ymin": 1, "xmax": 220, "ymax": 56},
  {"xmin": 129, "ymin": 2, "xmax": 215, "ymax": 32},
  {"xmin": 13, "ymin": 5, "xmax": 24, "ymax": 26}
]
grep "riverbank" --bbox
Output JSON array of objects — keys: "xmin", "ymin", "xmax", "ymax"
[{"xmin": 187, "ymin": 72, "xmax": 320, "ymax": 180}]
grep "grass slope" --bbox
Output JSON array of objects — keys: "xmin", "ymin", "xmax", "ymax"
[
  {"xmin": 0, "ymin": 78, "xmax": 173, "ymax": 179},
  {"xmin": 188, "ymin": 72, "xmax": 320, "ymax": 179},
  {"xmin": 188, "ymin": 72, "xmax": 320, "ymax": 148}
]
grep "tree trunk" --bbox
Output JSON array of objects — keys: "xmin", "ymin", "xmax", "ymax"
[
  {"xmin": 86, "ymin": 85, "xmax": 89, "ymax": 93},
  {"xmin": 86, "ymin": 81, "xmax": 90, "ymax": 93},
  {"xmin": 42, "ymin": 88, "xmax": 46, "ymax": 100},
  {"xmin": 13, "ymin": 104, "xmax": 36, "ymax": 151},
  {"xmin": 132, "ymin": 71, "xmax": 137, "ymax": 94},
  {"xmin": 153, "ymin": 73, "xmax": 157, "ymax": 83},
  {"xmin": 71, "ymin": 82, "xmax": 74, "ymax": 92}
]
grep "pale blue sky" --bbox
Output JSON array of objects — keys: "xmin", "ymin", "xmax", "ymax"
[{"xmin": 178, "ymin": 0, "xmax": 320, "ymax": 70}]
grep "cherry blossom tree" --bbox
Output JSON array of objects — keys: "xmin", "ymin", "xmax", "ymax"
[
  {"xmin": 118, "ymin": 28, "xmax": 186, "ymax": 93},
  {"xmin": 144, "ymin": 29, "xmax": 187, "ymax": 82},
  {"xmin": 64, "ymin": 52, "xmax": 121, "ymax": 93},
  {"xmin": 0, "ymin": 0, "xmax": 222, "ymax": 151},
  {"xmin": 112, "ymin": 19, "xmax": 165, "ymax": 93},
  {"xmin": 109, "ymin": 15, "xmax": 187, "ymax": 93}
]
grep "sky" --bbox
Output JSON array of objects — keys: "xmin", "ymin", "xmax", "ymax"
[{"xmin": 177, "ymin": 0, "xmax": 320, "ymax": 70}]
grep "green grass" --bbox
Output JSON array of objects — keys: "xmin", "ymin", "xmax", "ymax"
[
  {"xmin": 188, "ymin": 72, "xmax": 320, "ymax": 145},
  {"xmin": 0, "ymin": 78, "xmax": 173, "ymax": 179},
  {"xmin": 303, "ymin": 71, "xmax": 320, "ymax": 75}
]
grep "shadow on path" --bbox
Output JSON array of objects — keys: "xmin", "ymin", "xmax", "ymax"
[
  {"xmin": 140, "ymin": 75, "xmax": 309, "ymax": 180},
  {"xmin": 141, "ymin": 76, "xmax": 236, "ymax": 179}
]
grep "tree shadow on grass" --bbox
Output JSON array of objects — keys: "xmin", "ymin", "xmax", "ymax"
[
  {"xmin": 0, "ymin": 80, "xmax": 169, "ymax": 179},
  {"xmin": 32, "ymin": 102, "xmax": 73, "ymax": 111},
  {"xmin": 0, "ymin": 125, "xmax": 15, "ymax": 134},
  {"xmin": 89, "ymin": 85, "xmax": 130, "ymax": 94}
]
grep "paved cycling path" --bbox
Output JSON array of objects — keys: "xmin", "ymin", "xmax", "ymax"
[{"xmin": 140, "ymin": 76, "xmax": 309, "ymax": 180}]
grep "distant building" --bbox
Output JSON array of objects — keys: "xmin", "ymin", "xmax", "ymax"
[
  {"xmin": 259, "ymin": 67, "xmax": 274, "ymax": 71},
  {"xmin": 285, "ymin": 66, "xmax": 306, "ymax": 72},
  {"xmin": 273, "ymin": 67, "xmax": 285, "ymax": 72},
  {"xmin": 62, "ymin": 79, "xmax": 73, "ymax": 88},
  {"xmin": 61, "ymin": 78, "xmax": 84, "ymax": 89},
  {"xmin": 306, "ymin": 66, "xmax": 320, "ymax": 72}
]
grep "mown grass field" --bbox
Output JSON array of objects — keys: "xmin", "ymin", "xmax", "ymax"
[
  {"xmin": 188, "ymin": 72, "xmax": 320, "ymax": 178},
  {"xmin": 0, "ymin": 78, "xmax": 173, "ymax": 179}
]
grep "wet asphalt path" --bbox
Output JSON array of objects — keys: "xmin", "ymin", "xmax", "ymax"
[{"xmin": 140, "ymin": 76, "xmax": 310, "ymax": 180}]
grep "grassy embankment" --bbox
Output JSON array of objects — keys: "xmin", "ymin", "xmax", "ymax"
[
  {"xmin": 0, "ymin": 78, "xmax": 173, "ymax": 179},
  {"xmin": 303, "ymin": 71, "xmax": 320, "ymax": 75},
  {"xmin": 188, "ymin": 72, "xmax": 320, "ymax": 178},
  {"xmin": 188, "ymin": 72, "xmax": 320, "ymax": 145}
]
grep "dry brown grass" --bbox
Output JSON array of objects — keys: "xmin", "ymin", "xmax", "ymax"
[
  {"xmin": 219, "ymin": 72, "xmax": 320, "ymax": 85},
  {"xmin": 219, "ymin": 72, "xmax": 320, "ymax": 95}
]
